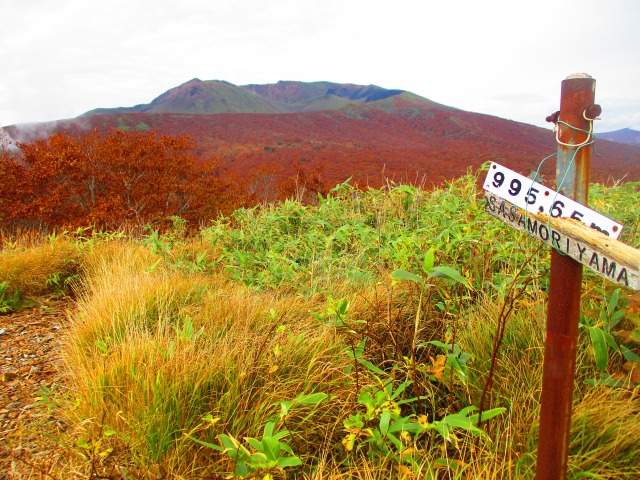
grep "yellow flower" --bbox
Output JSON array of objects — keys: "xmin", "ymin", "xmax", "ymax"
[{"xmin": 418, "ymin": 414, "xmax": 429, "ymax": 429}]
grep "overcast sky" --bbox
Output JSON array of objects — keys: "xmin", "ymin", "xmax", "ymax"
[{"xmin": 1, "ymin": 0, "xmax": 638, "ymax": 133}]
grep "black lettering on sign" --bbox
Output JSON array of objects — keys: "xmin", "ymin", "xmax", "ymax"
[
  {"xmin": 589, "ymin": 252, "xmax": 600, "ymax": 270},
  {"xmin": 617, "ymin": 268, "xmax": 629, "ymax": 287},
  {"xmin": 577, "ymin": 244, "xmax": 587, "ymax": 261},
  {"xmin": 551, "ymin": 230, "xmax": 562, "ymax": 250},
  {"xmin": 498, "ymin": 200, "xmax": 506, "ymax": 217},
  {"xmin": 602, "ymin": 257, "xmax": 617, "ymax": 278},
  {"xmin": 527, "ymin": 218, "xmax": 538, "ymax": 236},
  {"xmin": 590, "ymin": 223, "xmax": 610, "ymax": 237},
  {"xmin": 550, "ymin": 200, "xmax": 564, "ymax": 218},
  {"xmin": 486, "ymin": 195, "xmax": 497, "ymax": 213},
  {"xmin": 570, "ymin": 210, "xmax": 584, "ymax": 222},
  {"xmin": 539, "ymin": 224, "xmax": 549, "ymax": 241},
  {"xmin": 508, "ymin": 179, "xmax": 522, "ymax": 197}
]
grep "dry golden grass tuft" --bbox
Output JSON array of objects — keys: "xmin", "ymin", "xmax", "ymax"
[
  {"xmin": 61, "ymin": 240, "xmax": 354, "ymax": 476},
  {"xmin": 0, "ymin": 236, "xmax": 79, "ymax": 299},
  {"xmin": 567, "ymin": 387, "xmax": 640, "ymax": 478}
]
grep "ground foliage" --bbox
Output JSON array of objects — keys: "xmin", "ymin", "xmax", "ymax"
[{"xmin": 1, "ymin": 172, "xmax": 639, "ymax": 479}]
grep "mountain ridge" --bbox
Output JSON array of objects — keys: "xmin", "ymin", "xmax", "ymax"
[
  {"xmin": 80, "ymin": 79, "xmax": 445, "ymax": 117},
  {"xmin": 598, "ymin": 128, "xmax": 640, "ymax": 146}
]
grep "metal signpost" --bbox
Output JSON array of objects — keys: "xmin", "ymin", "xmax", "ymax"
[{"xmin": 483, "ymin": 74, "xmax": 640, "ymax": 479}]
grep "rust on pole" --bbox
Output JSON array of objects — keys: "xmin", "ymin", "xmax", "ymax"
[{"xmin": 535, "ymin": 74, "xmax": 598, "ymax": 480}]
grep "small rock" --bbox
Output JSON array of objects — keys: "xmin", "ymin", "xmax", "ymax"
[{"xmin": 0, "ymin": 328, "xmax": 6, "ymax": 335}]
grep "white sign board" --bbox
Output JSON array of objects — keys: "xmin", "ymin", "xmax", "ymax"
[
  {"xmin": 484, "ymin": 162, "xmax": 623, "ymax": 239},
  {"xmin": 484, "ymin": 191, "xmax": 640, "ymax": 291}
]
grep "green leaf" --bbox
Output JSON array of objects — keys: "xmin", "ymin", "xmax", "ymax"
[
  {"xmin": 423, "ymin": 247, "xmax": 435, "ymax": 273},
  {"xmin": 611, "ymin": 310, "xmax": 626, "ymax": 325},
  {"xmin": 358, "ymin": 359, "xmax": 386, "ymax": 376},
  {"xmin": 218, "ymin": 434, "xmax": 245, "ymax": 458},
  {"xmin": 293, "ymin": 392, "xmax": 328, "ymax": 405},
  {"xmin": 261, "ymin": 437, "xmax": 281, "ymax": 461},
  {"xmin": 421, "ymin": 339, "xmax": 451, "ymax": 351},
  {"xmin": 621, "ymin": 345, "xmax": 640, "ymax": 362},
  {"xmin": 391, "ymin": 269, "xmax": 423, "ymax": 283},
  {"xmin": 263, "ymin": 421, "xmax": 275, "ymax": 438},
  {"xmin": 337, "ymin": 298, "xmax": 349, "ymax": 316},
  {"xmin": 278, "ymin": 456, "xmax": 303, "ymax": 468},
  {"xmin": 588, "ymin": 326, "xmax": 609, "ymax": 371},
  {"xmin": 280, "ymin": 401, "xmax": 293, "ymax": 416},
  {"xmin": 604, "ymin": 331, "xmax": 620, "ymax": 352},
  {"xmin": 441, "ymin": 413, "xmax": 484, "ymax": 436},
  {"xmin": 246, "ymin": 437, "xmax": 263, "ymax": 452},
  {"xmin": 428, "ymin": 266, "xmax": 470, "ymax": 287},
  {"xmin": 607, "ymin": 288, "xmax": 620, "ymax": 314},
  {"xmin": 390, "ymin": 381, "xmax": 408, "ymax": 400},
  {"xmin": 386, "ymin": 431, "xmax": 403, "ymax": 450},
  {"xmin": 390, "ymin": 420, "xmax": 425, "ymax": 434},
  {"xmin": 379, "ymin": 410, "xmax": 391, "ymax": 436},
  {"xmin": 185, "ymin": 434, "xmax": 224, "ymax": 452},
  {"xmin": 469, "ymin": 407, "xmax": 506, "ymax": 423}
]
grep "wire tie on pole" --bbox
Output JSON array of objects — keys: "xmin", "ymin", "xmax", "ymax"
[{"xmin": 555, "ymin": 119, "xmax": 593, "ymax": 147}]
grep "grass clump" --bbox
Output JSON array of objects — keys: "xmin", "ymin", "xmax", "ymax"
[
  {"xmin": 63, "ymin": 240, "xmax": 353, "ymax": 477},
  {"xmin": 0, "ymin": 234, "xmax": 80, "ymax": 309}
]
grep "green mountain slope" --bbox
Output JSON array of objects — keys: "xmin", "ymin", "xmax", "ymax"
[{"xmin": 81, "ymin": 79, "xmax": 439, "ymax": 116}]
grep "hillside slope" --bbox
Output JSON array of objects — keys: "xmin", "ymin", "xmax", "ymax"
[{"xmin": 598, "ymin": 128, "xmax": 640, "ymax": 146}]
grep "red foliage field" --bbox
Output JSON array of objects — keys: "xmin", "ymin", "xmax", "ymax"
[
  {"xmin": 4, "ymin": 99, "xmax": 640, "ymax": 230},
  {"xmin": 0, "ymin": 131, "xmax": 244, "ymax": 230}
]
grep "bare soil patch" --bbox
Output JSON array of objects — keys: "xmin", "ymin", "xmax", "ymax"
[{"xmin": 0, "ymin": 300, "xmax": 72, "ymax": 478}]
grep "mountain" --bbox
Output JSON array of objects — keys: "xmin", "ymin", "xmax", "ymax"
[
  {"xmin": 81, "ymin": 79, "xmax": 445, "ymax": 117},
  {"xmin": 598, "ymin": 128, "xmax": 640, "ymax": 146},
  {"xmin": 7, "ymin": 80, "xmax": 640, "ymax": 188}
]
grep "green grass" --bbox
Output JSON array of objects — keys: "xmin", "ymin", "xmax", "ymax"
[{"xmin": 3, "ymin": 173, "xmax": 639, "ymax": 478}]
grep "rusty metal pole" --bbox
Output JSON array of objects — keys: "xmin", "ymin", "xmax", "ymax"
[{"xmin": 535, "ymin": 74, "xmax": 598, "ymax": 480}]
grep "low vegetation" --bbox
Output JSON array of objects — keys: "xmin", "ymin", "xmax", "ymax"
[{"xmin": 1, "ymin": 172, "xmax": 639, "ymax": 478}]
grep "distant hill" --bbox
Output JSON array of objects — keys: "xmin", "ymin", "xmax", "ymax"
[
  {"xmin": 598, "ymin": 128, "xmax": 640, "ymax": 146},
  {"xmin": 7, "ymin": 80, "xmax": 640, "ymax": 188},
  {"xmin": 81, "ymin": 79, "xmax": 447, "ymax": 117}
]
